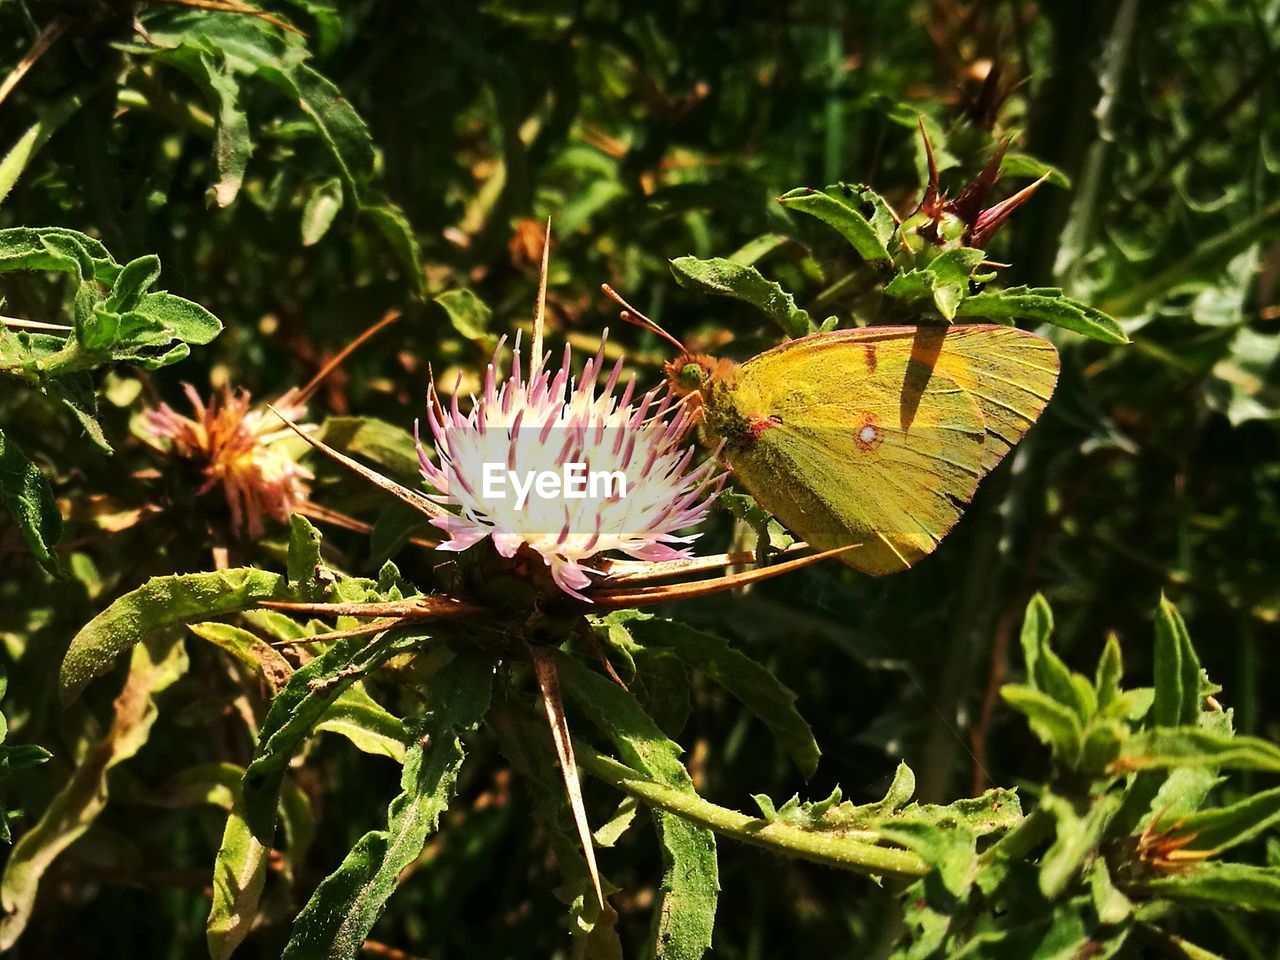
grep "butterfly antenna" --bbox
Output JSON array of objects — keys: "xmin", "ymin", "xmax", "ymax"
[
  {"xmin": 531, "ymin": 217, "xmax": 552, "ymax": 382},
  {"xmin": 282, "ymin": 309, "xmax": 401, "ymax": 408},
  {"xmin": 600, "ymin": 284, "xmax": 687, "ymax": 354}
]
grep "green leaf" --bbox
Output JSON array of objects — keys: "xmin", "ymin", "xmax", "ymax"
[
  {"xmin": 207, "ymin": 797, "xmax": 269, "ymax": 960},
  {"xmin": 1094, "ymin": 634, "xmax": 1124, "ymax": 714},
  {"xmin": 142, "ymin": 39, "xmax": 254, "ymax": 207},
  {"xmin": 105, "ymin": 255, "xmax": 162, "ymax": 315},
  {"xmin": 315, "ymin": 684, "xmax": 409, "ymax": 763},
  {"xmin": 362, "ymin": 202, "xmax": 424, "ymax": 297},
  {"xmin": 1037, "ymin": 792, "xmax": 1121, "ymax": 900},
  {"xmin": 434, "ymin": 288, "xmax": 495, "ymax": 346},
  {"xmin": 130, "ymin": 291, "xmax": 223, "ymax": 347},
  {"xmin": 1098, "ymin": 200, "xmax": 1280, "ymax": 318},
  {"xmin": 715, "ymin": 490, "xmax": 794, "ymax": 560},
  {"xmin": 1116, "ymin": 728, "xmax": 1280, "ymax": 774},
  {"xmin": 241, "ymin": 630, "xmax": 428, "ymax": 843},
  {"xmin": 0, "ymin": 633, "xmax": 187, "ymax": 950},
  {"xmin": 138, "ymin": 15, "xmax": 375, "ymax": 203},
  {"xmin": 619, "ymin": 615, "xmax": 820, "ymax": 778},
  {"xmin": 286, "ymin": 513, "xmax": 326, "ymax": 595},
  {"xmin": 1154, "ymin": 784, "xmax": 1280, "ymax": 857},
  {"xmin": 1143, "ymin": 862, "xmax": 1280, "ymax": 912},
  {"xmin": 1087, "ymin": 860, "xmax": 1132, "ymax": 926},
  {"xmin": 318, "ymin": 416, "xmax": 421, "ymax": 480},
  {"xmin": 0, "ymin": 95, "xmax": 83, "ymax": 211},
  {"xmin": 47, "ymin": 375, "xmax": 112, "ymax": 454},
  {"xmin": 1000, "ymin": 152, "xmax": 1071, "ymax": 189},
  {"xmin": 884, "ymin": 248, "xmax": 987, "ymax": 321},
  {"xmin": 187, "ymin": 622, "xmax": 294, "ymax": 694},
  {"xmin": 954, "ymin": 285, "xmax": 1129, "ymax": 344},
  {"xmin": 558, "ymin": 654, "xmax": 717, "ymax": 960},
  {"xmin": 280, "ymin": 653, "xmax": 493, "ymax": 960},
  {"xmin": 877, "ymin": 818, "xmax": 976, "ymax": 902},
  {"xmin": 302, "ymin": 177, "xmax": 344, "ymax": 246},
  {"xmin": 777, "ymin": 185, "xmax": 893, "ymax": 265},
  {"xmin": 1001, "ymin": 685, "xmax": 1083, "ymax": 765},
  {"xmin": 670, "ymin": 256, "xmax": 813, "ymax": 338},
  {"xmin": 1153, "ymin": 595, "xmax": 1202, "ymax": 727},
  {"xmin": 59, "ymin": 568, "xmax": 290, "ymax": 703},
  {"xmin": 0, "ymin": 427, "xmax": 63, "ymax": 576},
  {"xmin": 1017, "ymin": 594, "xmax": 1094, "ymax": 723}
]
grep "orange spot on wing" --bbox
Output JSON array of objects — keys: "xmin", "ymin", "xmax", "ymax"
[{"xmin": 864, "ymin": 343, "xmax": 877, "ymax": 372}]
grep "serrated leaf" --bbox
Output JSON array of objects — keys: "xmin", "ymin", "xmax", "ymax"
[
  {"xmin": 0, "ymin": 427, "xmax": 63, "ymax": 576},
  {"xmin": 558, "ymin": 654, "xmax": 717, "ymax": 960},
  {"xmin": 671, "ymin": 256, "xmax": 813, "ymax": 338},
  {"xmin": 0, "ymin": 633, "xmax": 187, "ymax": 950},
  {"xmin": 955, "ymin": 285, "xmax": 1128, "ymax": 344},
  {"xmin": 280, "ymin": 653, "xmax": 492, "ymax": 960},
  {"xmin": 777, "ymin": 185, "xmax": 893, "ymax": 264},
  {"xmin": 59, "ymin": 568, "xmax": 290, "ymax": 703}
]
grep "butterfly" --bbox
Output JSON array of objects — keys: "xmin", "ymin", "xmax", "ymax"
[{"xmin": 604, "ymin": 287, "xmax": 1060, "ymax": 575}]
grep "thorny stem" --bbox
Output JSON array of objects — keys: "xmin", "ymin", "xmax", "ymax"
[{"xmin": 573, "ymin": 742, "xmax": 932, "ymax": 880}]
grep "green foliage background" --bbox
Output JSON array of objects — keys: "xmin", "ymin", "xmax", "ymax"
[{"xmin": 1, "ymin": 1, "xmax": 1278, "ymax": 957}]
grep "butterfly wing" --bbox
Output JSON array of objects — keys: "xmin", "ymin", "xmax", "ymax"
[
  {"xmin": 779, "ymin": 324, "xmax": 1061, "ymax": 471},
  {"xmin": 704, "ymin": 324, "xmax": 1058, "ymax": 575}
]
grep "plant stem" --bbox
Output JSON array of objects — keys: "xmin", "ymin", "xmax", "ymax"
[{"xmin": 574, "ymin": 741, "xmax": 931, "ymax": 880}]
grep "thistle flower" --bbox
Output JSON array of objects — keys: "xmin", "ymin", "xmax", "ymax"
[
  {"xmin": 142, "ymin": 384, "xmax": 312, "ymax": 540},
  {"xmin": 415, "ymin": 334, "xmax": 725, "ymax": 601}
]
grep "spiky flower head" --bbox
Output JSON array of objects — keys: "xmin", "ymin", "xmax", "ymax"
[
  {"xmin": 143, "ymin": 385, "xmax": 311, "ymax": 540},
  {"xmin": 416, "ymin": 334, "xmax": 724, "ymax": 601},
  {"xmin": 903, "ymin": 124, "xmax": 1048, "ymax": 252}
]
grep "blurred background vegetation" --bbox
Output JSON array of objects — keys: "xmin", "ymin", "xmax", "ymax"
[{"xmin": 1, "ymin": 0, "xmax": 1278, "ymax": 956}]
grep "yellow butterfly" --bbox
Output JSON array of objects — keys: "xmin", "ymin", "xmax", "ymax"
[{"xmin": 606, "ymin": 289, "xmax": 1059, "ymax": 575}]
